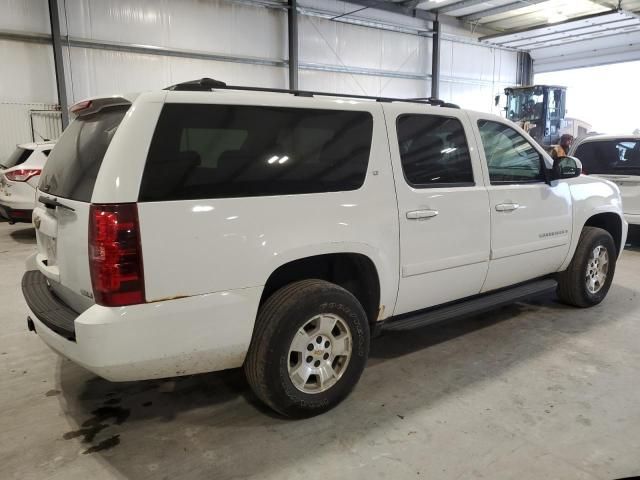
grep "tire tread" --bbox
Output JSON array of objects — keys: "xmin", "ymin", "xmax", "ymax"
[{"xmin": 557, "ymin": 226, "xmax": 616, "ymax": 307}]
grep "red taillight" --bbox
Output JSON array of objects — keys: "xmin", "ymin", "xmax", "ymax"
[
  {"xmin": 89, "ymin": 203, "xmax": 145, "ymax": 307},
  {"xmin": 5, "ymin": 168, "xmax": 41, "ymax": 182},
  {"xmin": 70, "ymin": 100, "xmax": 92, "ymax": 113}
]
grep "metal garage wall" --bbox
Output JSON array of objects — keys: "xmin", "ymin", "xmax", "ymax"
[
  {"xmin": 0, "ymin": 0, "xmax": 520, "ymax": 161},
  {"xmin": 298, "ymin": 7, "xmax": 430, "ymax": 98},
  {"xmin": 0, "ymin": 0, "xmax": 59, "ymax": 160},
  {"xmin": 58, "ymin": 0, "xmax": 288, "ymax": 102},
  {"xmin": 440, "ymin": 39, "xmax": 518, "ymax": 113},
  {"xmin": 298, "ymin": 0, "xmax": 518, "ymax": 109}
]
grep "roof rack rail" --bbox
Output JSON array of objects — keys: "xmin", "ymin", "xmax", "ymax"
[{"xmin": 164, "ymin": 78, "xmax": 460, "ymax": 109}]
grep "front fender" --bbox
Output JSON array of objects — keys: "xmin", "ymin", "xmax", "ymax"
[{"xmin": 560, "ymin": 177, "xmax": 627, "ymax": 270}]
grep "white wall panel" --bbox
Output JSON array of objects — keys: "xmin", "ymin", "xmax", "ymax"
[
  {"xmin": 300, "ymin": 69, "xmax": 426, "ymax": 97},
  {"xmin": 0, "ymin": 0, "xmax": 520, "ymax": 156},
  {"xmin": 0, "ymin": 103, "xmax": 59, "ymax": 161},
  {"xmin": 64, "ymin": 47, "xmax": 287, "ymax": 103},
  {"xmin": 0, "ymin": 40, "xmax": 56, "ymax": 103},
  {"xmin": 61, "ymin": 0, "xmax": 286, "ymax": 61},
  {"xmin": 0, "ymin": 0, "xmax": 50, "ymax": 33},
  {"xmin": 299, "ymin": 15, "xmax": 429, "ymax": 75}
]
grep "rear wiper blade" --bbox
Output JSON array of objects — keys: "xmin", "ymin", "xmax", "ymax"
[{"xmin": 38, "ymin": 195, "xmax": 75, "ymax": 212}]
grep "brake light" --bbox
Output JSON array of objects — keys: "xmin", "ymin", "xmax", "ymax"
[
  {"xmin": 70, "ymin": 100, "xmax": 92, "ymax": 113},
  {"xmin": 5, "ymin": 169, "xmax": 41, "ymax": 182},
  {"xmin": 89, "ymin": 204, "xmax": 145, "ymax": 307}
]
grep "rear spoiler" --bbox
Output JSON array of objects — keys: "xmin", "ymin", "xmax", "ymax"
[{"xmin": 69, "ymin": 97, "xmax": 132, "ymax": 116}]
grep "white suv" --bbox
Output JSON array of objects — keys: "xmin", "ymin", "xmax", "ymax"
[
  {"xmin": 569, "ymin": 135, "xmax": 640, "ymax": 226},
  {"xmin": 22, "ymin": 79, "xmax": 627, "ymax": 417},
  {"xmin": 0, "ymin": 142, "xmax": 55, "ymax": 223}
]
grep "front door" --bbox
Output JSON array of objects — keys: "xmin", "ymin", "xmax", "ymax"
[
  {"xmin": 472, "ymin": 117, "xmax": 573, "ymax": 292},
  {"xmin": 386, "ymin": 105, "xmax": 491, "ymax": 316}
]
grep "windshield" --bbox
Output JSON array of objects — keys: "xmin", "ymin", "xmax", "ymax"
[
  {"xmin": 507, "ymin": 90, "xmax": 544, "ymax": 123},
  {"xmin": 38, "ymin": 106, "xmax": 128, "ymax": 201},
  {"xmin": 1, "ymin": 147, "xmax": 32, "ymax": 169},
  {"xmin": 574, "ymin": 140, "xmax": 640, "ymax": 175}
]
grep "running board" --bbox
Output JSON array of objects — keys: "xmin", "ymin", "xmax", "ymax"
[{"xmin": 382, "ymin": 278, "xmax": 557, "ymax": 332}]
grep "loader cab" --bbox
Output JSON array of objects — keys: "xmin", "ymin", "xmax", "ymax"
[{"xmin": 503, "ymin": 85, "xmax": 567, "ymax": 147}]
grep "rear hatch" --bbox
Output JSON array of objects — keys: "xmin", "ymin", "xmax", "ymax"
[
  {"xmin": 1, "ymin": 146, "xmax": 33, "ymax": 171},
  {"xmin": 33, "ymin": 102, "xmax": 130, "ymax": 313},
  {"xmin": 574, "ymin": 139, "xmax": 640, "ymax": 215}
]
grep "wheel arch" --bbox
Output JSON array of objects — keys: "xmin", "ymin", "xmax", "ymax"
[
  {"xmin": 260, "ymin": 252, "xmax": 383, "ymax": 327},
  {"xmin": 584, "ymin": 212, "xmax": 624, "ymax": 257}
]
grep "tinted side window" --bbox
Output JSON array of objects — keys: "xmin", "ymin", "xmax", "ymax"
[
  {"xmin": 39, "ymin": 106, "xmax": 128, "ymax": 201},
  {"xmin": 478, "ymin": 120, "xmax": 544, "ymax": 184},
  {"xmin": 396, "ymin": 115, "xmax": 474, "ymax": 188},
  {"xmin": 139, "ymin": 104, "xmax": 374, "ymax": 201},
  {"xmin": 575, "ymin": 140, "xmax": 640, "ymax": 175}
]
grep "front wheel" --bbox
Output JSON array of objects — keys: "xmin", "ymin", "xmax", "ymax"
[
  {"xmin": 244, "ymin": 279, "xmax": 370, "ymax": 418},
  {"xmin": 557, "ymin": 226, "xmax": 617, "ymax": 307}
]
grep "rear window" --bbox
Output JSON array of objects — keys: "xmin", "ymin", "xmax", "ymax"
[
  {"xmin": 1, "ymin": 147, "xmax": 32, "ymax": 169},
  {"xmin": 38, "ymin": 106, "xmax": 128, "ymax": 201},
  {"xmin": 574, "ymin": 140, "xmax": 640, "ymax": 176},
  {"xmin": 139, "ymin": 104, "xmax": 374, "ymax": 201}
]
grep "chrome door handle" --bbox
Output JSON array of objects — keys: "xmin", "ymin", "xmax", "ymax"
[
  {"xmin": 406, "ymin": 209, "xmax": 439, "ymax": 220},
  {"xmin": 495, "ymin": 203, "xmax": 520, "ymax": 212}
]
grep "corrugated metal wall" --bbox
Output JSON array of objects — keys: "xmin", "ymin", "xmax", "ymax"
[{"xmin": 0, "ymin": 0, "xmax": 519, "ymax": 160}]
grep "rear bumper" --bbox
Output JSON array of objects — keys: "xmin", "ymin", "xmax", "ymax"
[
  {"xmin": 23, "ymin": 269, "xmax": 262, "ymax": 381},
  {"xmin": 0, "ymin": 203, "xmax": 33, "ymax": 223}
]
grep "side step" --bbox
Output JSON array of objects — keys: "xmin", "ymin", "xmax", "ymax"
[{"xmin": 382, "ymin": 278, "xmax": 557, "ymax": 332}]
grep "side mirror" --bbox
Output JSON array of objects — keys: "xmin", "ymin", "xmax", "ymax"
[
  {"xmin": 494, "ymin": 95, "xmax": 500, "ymax": 107},
  {"xmin": 551, "ymin": 156, "xmax": 582, "ymax": 180}
]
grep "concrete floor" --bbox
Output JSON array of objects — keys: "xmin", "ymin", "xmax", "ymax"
[{"xmin": 1, "ymin": 220, "xmax": 640, "ymax": 480}]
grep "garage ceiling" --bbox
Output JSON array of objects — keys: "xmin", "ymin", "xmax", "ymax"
[{"xmin": 373, "ymin": 0, "xmax": 640, "ymax": 72}]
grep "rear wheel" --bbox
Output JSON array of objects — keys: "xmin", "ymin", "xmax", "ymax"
[
  {"xmin": 244, "ymin": 279, "xmax": 369, "ymax": 418},
  {"xmin": 557, "ymin": 226, "xmax": 617, "ymax": 307}
]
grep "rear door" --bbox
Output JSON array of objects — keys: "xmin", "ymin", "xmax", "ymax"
[
  {"xmin": 33, "ymin": 105, "xmax": 130, "ymax": 312},
  {"xmin": 573, "ymin": 139, "xmax": 640, "ymax": 217},
  {"xmin": 385, "ymin": 104, "xmax": 491, "ymax": 315}
]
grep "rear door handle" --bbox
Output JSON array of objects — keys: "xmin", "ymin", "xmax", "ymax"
[
  {"xmin": 406, "ymin": 209, "xmax": 439, "ymax": 220},
  {"xmin": 495, "ymin": 203, "xmax": 520, "ymax": 212}
]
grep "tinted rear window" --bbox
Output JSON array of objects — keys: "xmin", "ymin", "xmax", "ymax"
[
  {"xmin": 574, "ymin": 140, "xmax": 640, "ymax": 175},
  {"xmin": 38, "ymin": 106, "xmax": 128, "ymax": 201},
  {"xmin": 1, "ymin": 147, "xmax": 32, "ymax": 169},
  {"xmin": 139, "ymin": 104, "xmax": 373, "ymax": 201}
]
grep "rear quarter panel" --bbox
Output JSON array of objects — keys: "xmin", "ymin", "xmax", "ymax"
[{"xmin": 108, "ymin": 92, "xmax": 400, "ymax": 317}]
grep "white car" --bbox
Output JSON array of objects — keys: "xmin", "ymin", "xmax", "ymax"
[
  {"xmin": 0, "ymin": 142, "xmax": 55, "ymax": 223},
  {"xmin": 570, "ymin": 135, "xmax": 640, "ymax": 226},
  {"xmin": 22, "ymin": 79, "xmax": 627, "ymax": 417}
]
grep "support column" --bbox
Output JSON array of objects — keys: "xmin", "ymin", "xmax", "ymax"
[
  {"xmin": 517, "ymin": 51, "xmax": 534, "ymax": 86},
  {"xmin": 431, "ymin": 17, "xmax": 441, "ymax": 99},
  {"xmin": 288, "ymin": 0, "xmax": 299, "ymax": 90},
  {"xmin": 48, "ymin": 0, "xmax": 69, "ymax": 129}
]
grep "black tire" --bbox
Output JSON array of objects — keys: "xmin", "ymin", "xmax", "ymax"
[
  {"xmin": 557, "ymin": 226, "xmax": 617, "ymax": 307},
  {"xmin": 244, "ymin": 279, "xmax": 370, "ymax": 418}
]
